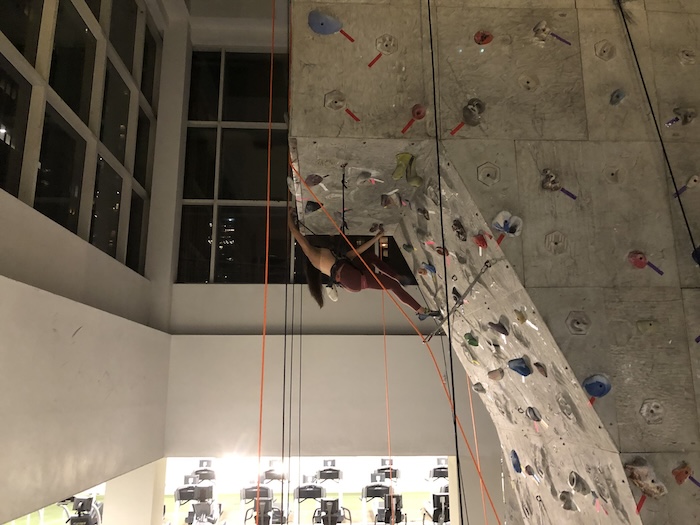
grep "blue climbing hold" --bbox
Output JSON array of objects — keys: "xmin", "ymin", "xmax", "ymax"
[
  {"xmin": 422, "ymin": 263, "xmax": 437, "ymax": 274},
  {"xmin": 508, "ymin": 357, "xmax": 532, "ymax": 377},
  {"xmin": 308, "ymin": 10, "xmax": 343, "ymax": 35},
  {"xmin": 582, "ymin": 374, "xmax": 611, "ymax": 398},
  {"xmin": 510, "ymin": 450, "xmax": 522, "ymax": 474},
  {"xmin": 305, "ymin": 201, "xmax": 322, "ymax": 213}
]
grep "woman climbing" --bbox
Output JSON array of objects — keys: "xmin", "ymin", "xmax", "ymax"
[{"xmin": 288, "ymin": 209, "xmax": 442, "ymax": 321}]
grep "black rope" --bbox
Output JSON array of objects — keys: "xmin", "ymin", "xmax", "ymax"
[
  {"xmin": 616, "ymin": 0, "xmax": 698, "ymax": 258},
  {"xmin": 341, "ymin": 165, "xmax": 348, "ymax": 234},
  {"xmin": 425, "ymin": 0, "xmax": 468, "ymax": 523}
]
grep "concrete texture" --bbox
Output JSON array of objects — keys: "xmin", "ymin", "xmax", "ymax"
[{"xmin": 289, "ymin": 0, "xmax": 700, "ymax": 523}]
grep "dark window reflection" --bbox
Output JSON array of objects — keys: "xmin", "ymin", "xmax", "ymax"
[
  {"xmin": 177, "ymin": 205, "xmax": 212, "ymax": 283},
  {"xmin": 50, "ymin": 0, "xmax": 96, "ymax": 125},
  {"xmin": 183, "ymin": 127, "xmax": 216, "ymax": 199},
  {"xmin": 219, "ymin": 129, "xmax": 287, "ymax": 200},
  {"xmin": 0, "ymin": 0, "xmax": 43, "ymax": 65},
  {"xmin": 134, "ymin": 109, "xmax": 150, "ymax": 188},
  {"xmin": 222, "ymin": 53, "xmax": 288, "ymax": 122},
  {"xmin": 90, "ymin": 157, "xmax": 122, "ymax": 258},
  {"xmin": 188, "ymin": 52, "xmax": 220, "ymax": 121},
  {"xmin": 141, "ymin": 27, "xmax": 158, "ymax": 106},
  {"xmin": 126, "ymin": 190, "xmax": 146, "ymax": 273},
  {"xmin": 215, "ymin": 206, "xmax": 288, "ymax": 284},
  {"xmin": 109, "ymin": 0, "xmax": 138, "ymax": 72},
  {"xmin": 35, "ymin": 105, "xmax": 85, "ymax": 232},
  {"xmin": 100, "ymin": 60, "xmax": 130, "ymax": 164},
  {"xmin": 0, "ymin": 55, "xmax": 31, "ymax": 197},
  {"xmin": 84, "ymin": 0, "xmax": 100, "ymax": 19}
]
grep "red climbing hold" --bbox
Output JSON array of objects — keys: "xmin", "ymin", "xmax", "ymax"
[
  {"xmin": 412, "ymin": 104, "xmax": 426, "ymax": 120},
  {"xmin": 473, "ymin": 234, "xmax": 488, "ymax": 249},
  {"xmin": 628, "ymin": 250, "xmax": 648, "ymax": 269},
  {"xmin": 474, "ymin": 31, "xmax": 493, "ymax": 45}
]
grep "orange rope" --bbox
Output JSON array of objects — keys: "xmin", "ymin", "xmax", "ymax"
[
  {"xmin": 288, "ymin": 161, "xmax": 503, "ymax": 525},
  {"xmin": 465, "ymin": 373, "xmax": 489, "ymax": 525},
  {"xmin": 256, "ymin": 0, "xmax": 277, "ymax": 517},
  {"xmin": 381, "ymin": 293, "xmax": 395, "ymax": 525}
]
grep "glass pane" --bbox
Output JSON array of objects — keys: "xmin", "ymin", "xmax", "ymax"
[
  {"xmin": 85, "ymin": 0, "xmax": 100, "ymax": 19},
  {"xmin": 50, "ymin": 0, "xmax": 97, "ymax": 124},
  {"xmin": 134, "ymin": 109, "xmax": 150, "ymax": 187},
  {"xmin": 141, "ymin": 27, "xmax": 158, "ymax": 105},
  {"xmin": 222, "ymin": 53, "xmax": 288, "ymax": 122},
  {"xmin": 126, "ymin": 190, "xmax": 145, "ymax": 273},
  {"xmin": 90, "ymin": 157, "xmax": 122, "ymax": 258},
  {"xmin": 101, "ymin": 60, "xmax": 130, "ymax": 164},
  {"xmin": 188, "ymin": 52, "xmax": 220, "ymax": 121},
  {"xmin": 0, "ymin": 54, "xmax": 31, "ymax": 197},
  {"xmin": 219, "ymin": 129, "xmax": 288, "ymax": 200},
  {"xmin": 35, "ymin": 105, "xmax": 85, "ymax": 233},
  {"xmin": 109, "ymin": 0, "xmax": 138, "ymax": 72},
  {"xmin": 215, "ymin": 206, "xmax": 288, "ymax": 284},
  {"xmin": 177, "ymin": 205, "xmax": 213, "ymax": 283},
  {"xmin": 0, "ymin": 0, "xmax": 43, "ymax": 65},
  {"xmin": 183, "ymin": 127, "xmax": 216, "ymax": 199}
]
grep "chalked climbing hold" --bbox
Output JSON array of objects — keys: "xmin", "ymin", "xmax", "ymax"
[
  {"xmin": 514, "ymin": 309, "xmax": 527, "ymax": 324},
  {"xmin": 526, "ymin": 407, "xmax": 542, "ymax": 422},
  {"xmin": 510, "ymin": 450, "xmax": 522, "ymax": 473},
  {"xmin": 452, "ymin": 219, "xmax": 467, "ymax": 241},
  {"xmin": 672, "ymin": 462, "xmax": 693, "ymax": 485},
  {"xmin": 489, "ymin": 321, "xmax": 509, "ymax": 336},
  {"xmin": 493, "ymin": 211, "xmax": 523, "ymax": 237},
  {"xmin": 472, "ymin": 382, "xmax": 486, "ymax": 394},
  {"xmin": 305, "ymin": 201, "xmax": 322, "ymax": 213},
  {"xmin": 534, "ymin": 362, "xmax": 548, "ymax": 377},
  {"xmin": 417, "ymin": 208, "xmax": 430, "ymax": 220},
  {"xmin": 508, "ymin": 358, "xmax": 532, "ymax": 376},
  {"xmin": 436, "ymin": 246, "xmax": 449, "ymax": 256},
  {"xmin": 610, "ymin": 88, "xmax": 625, "ymax": 106},
  {"xmin": 402, "ymin": 243, "xmax": 415, "ymax": 252},
  {"xmin": 381, "ymin": 193, "xmax": 398, "ymax": 208},
  {"xmin": 628, "ymin": 250, "xmax": 648, "ymax": 268},
  {"xmin": 541, "ymin": 168, "xmax": 561, "ymax": 191},
  {"xmin": 308, "ymin": 10, "xmax": 343, "ymax": 35},
  {"xmin": 463, "ymin": 98, "xmax": 485, "ymax": 126},
  {"xmin": 583, "ymin": 374, "xmax": 612, "ymax": 398},
  {"xmin": 392, "ymin": 152, "xmax": 414, "ymax": 181},
  {"xmin": 488, "ymin": 368, "xmax": 504, "ymax": 381}
]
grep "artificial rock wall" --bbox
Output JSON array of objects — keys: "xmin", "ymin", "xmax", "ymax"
[{"xmin": 289, "ymin": 0, "xmax": 700, "ymax": 524}]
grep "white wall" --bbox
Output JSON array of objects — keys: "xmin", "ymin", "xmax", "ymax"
[
  {"xmin": 166, "ymin": 334, "xmax": 505, "ymax": 524},
  {"xmin": 170, "ymin": 284, "xmax": 438, "ymax": 335},
  {"xmin": 0, "ymin": 190, "xmax": 151, "ymax": 324},
  {"xmin": 0, "ymin": 275, "xmax": 171, "ymax": 523}
]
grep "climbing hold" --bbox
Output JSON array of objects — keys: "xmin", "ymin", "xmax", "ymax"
[
  {"xmin": 412, "ymin": 104, "xmax": 426, "ymax": 120},
  {"xmin": 464, "ymin": 332, "xmax": 479, "ymax": 346},
  {"xmin": 474, "ymin": 30, "xmax": 493, "ymax": 45},
  {"xmin": 473, "ymin": 234, "xmax": 488, "ymax": 249},
  {"xmin": 492, "ymin": 211, "xmax": 523, "ymax": 237},
  {"xmin": 518, "ymin": 73, "xmax": 540, "ymax": 92},
  {"xmin": 559, "ymin": 491, "xmax": 578, "ymax": 511},
  {"xmin": 326, "ymin": 284, "xmax": 338, "ymax": 302},
  {"xmin": 308, "ymin": 10, "xmax": 343, "ymax": 35},
  {"xmin": 639, "ymin": 399, "xmax": 664, "ymax": 425},
  {"xmin": 534, "ymin": 362, "xmax": 547, "ymax": 377},
  {"xmin": 402, "ymin": 243, "xmax": 415, "ymax": 252},
  {"xmin": 514, "ymin": 309, "xmax": 526, "ymax": 324},
  {"xmin": 636, "ymin": 319, "xmax": 659, "ymax": 334},
  {"xmin": 451, "ymin": 287, "xmax": 463, "ymax": 304},
  {"xmin": 452, "ymin": 219, "xmax": 467, "ymax": 241},
  {"xmin": 693, "ymin": 246, "xmax": 700, "ymax": 265},
  {"xmin": 488, "ymin": 368, "xmax": 504, "ymax": 381},
  {"xmin": 463, "ymin": 98, "xmax": 485, "ymax": 126},
  {"xmin": 376, "ymin": 34, "xmax": 398, "ymax": 55},
  {"xmin": 624, "ymin": 457, "xmax": 668, "ymax": 498},
  {"xmin": 583, "ymin": 374, "xmax": 611, "ymax": 398},
  {"xmin": 566, "ymin": 311, "xmax": 591, "ymax": 335},
  {"xmin": 472, "ymin": 382, "xmax": 486, "ymax": 394},
  {"xmin": 421, "ymin": 263, "xmax": 436, "ymax": 274},
  {"xmin": 305, "ymin": 174, "xmax": 324, "ymax": 187},
  {"xmin": 673, "ymin": 462, "xmax": 693, "ymax": 485},
  {"xmin": 305, "ymin": 201, "xmax": 322, "ymax": 213},
  {"xmin": 392, "ymin": 152, "xmax": 414, "ymax": 181},
  {"xmin": 541, "ymin": 168, "xmax": 561, "ymax": 191},
  {"xmin": 436, "ymin": 246, "xmax": 448, "ymax": 256},
  {"xmin": 369, "ymin": 223, "xmax": 383, "ymax": 233},
  {"xmin": 595, "ymin": 39, "xmax": 616, "ymax": 61},
  {"xmin": 525, "ymin": 407, "xmax": 542, "ymax": 422},
  {"xmin": 674, "ymin": 106, "xmax": 697, "ymax": 125},
  {"xmin": 508, "ymin": 358, "xmax": 532, "ymax": 377},
  {"xmin": 544, "ymin": 231, "xmax": 568, "ymax": 255},
  {"xmin": 510, "ymin": 450, "xmax": 522, "ymax": 473},
  {"xmin": 569, "ymin": 472, "xmax": 591, "ymax": 495},
  {"xmin": 628, "ymin": 250, "xmax": 648, "ymax": 268},
  {"xmin": 557, "ymin": 393, "xmax": 575, "ymax": 421},
  {"xmin": 610, "ymin": 89, "xmax": 626, "ymax": 106},
  {"xmin": 489, "ymin": 321, "xmax": 509, "ymax": 336},
  {"xmin": 533, "ymin": 20, "xmax": 550, "ymax": 41},
  {"xmin": 381, "ymin": 193, "xmax": 398, "ymax": 208},
  {"xmin": 679, "ymin": 48, "xmax": 697, "ymax": 65},
  {"xmin": 417, "ymin": 208, "xmax": 430, "ymax": 220},
  {"xmin": 524, "ymin": 466, "xmax": 541, "ymax": 484},
  {"xmin": 477, "ymin": 162, "xmax": 500, "ymax": 186}
]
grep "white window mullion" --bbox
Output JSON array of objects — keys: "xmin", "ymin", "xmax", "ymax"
[
  {"xmin": 70, "ymin": 0, "xmax": 104, "ymax": 41},
  {"xmin": 77, "ymin": 139, "xmax": 98, "ymax": 240},
  {"xmin": 100, "ymin": 0, "xmax": 113, "ymax": 38},
  {"xmin": 208, "ymin": 50, "xmax": 226, "ymax": 283},
  {"xmin": 17, "ymin": 87, "xmax": 48, "ymax": 206},
  {"xmin": 116, "ymin": 176, "xmax": 132, "ymax": 263},
  {"xmin": 89, "ymin": 37, "xmax": 108, "ymax": 137},
  {"xmin": 35, "ymin": 0, "xmax": 59, "ymax": 81},
  {"xmin": 123, "ymin": 79, "xmax": 139, "ymax": 173},
  {"xmin": 132, "ymin": 3, "xmax": 146, "ymax": 89}
]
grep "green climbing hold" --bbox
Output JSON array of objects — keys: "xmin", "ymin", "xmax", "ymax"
[{"xmin": 464, "ymin": 332, "xmax": 479, "ymax": 346}]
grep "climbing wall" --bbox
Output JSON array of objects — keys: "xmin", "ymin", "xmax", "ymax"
[{"xmin": 289, "ymin": 0, "xmax": 700, "ymax": 523}]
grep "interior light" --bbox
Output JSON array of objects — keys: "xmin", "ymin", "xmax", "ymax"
[{"xmin": 0, "ymin": 126, "xmax": 6, "ymax": 136}]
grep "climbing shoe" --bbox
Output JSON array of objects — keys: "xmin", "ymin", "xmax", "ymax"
[{"xmin": 392, "ymin": 152, "xmax": 413, "ymax": 181}]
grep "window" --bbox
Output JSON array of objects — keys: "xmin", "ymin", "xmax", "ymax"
[
  {"xmin": 0, "ymin": 0, "xmax": 162, "ymax": 275},
  {"xmin": 0, "ymin": 55, "xmax": 31, "ymax": 197},
  {"xmin": 0, "ymin": 0, "xmax": 44, "ymax": 65},
  {"xmin": 50, "ymin": 0, "xmax": 97, "ymax": 124},
  {"xmin": 179, "ymin": 51, "xmax": 290, "ymax": 284},
  {"xmin": 35, "ymin": 105, "xmax": 85, "ymax": 233}
]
